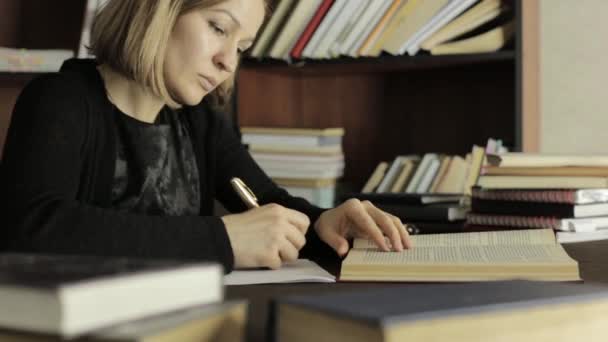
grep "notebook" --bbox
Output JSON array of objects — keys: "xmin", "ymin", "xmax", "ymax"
[{"xmin": 224, "ymin": 259, "xmax": 335, "ymax": 285}]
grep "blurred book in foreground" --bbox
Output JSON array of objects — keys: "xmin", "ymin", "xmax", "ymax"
[
  {"xmin": 275, "ymin": 280, "xmax": 608, "ymax": 342},
  {"xmin": 0, "ymin": 301, "xmax": 246, "ymax": 342},
  {"xmin": 0, "ymin": 253, "xmax": 222, "ymax": 338}
]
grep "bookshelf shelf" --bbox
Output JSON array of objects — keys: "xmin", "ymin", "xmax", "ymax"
[{"xmin": 241, "ymin": 51, "xmax": 516, "ymax": 74}]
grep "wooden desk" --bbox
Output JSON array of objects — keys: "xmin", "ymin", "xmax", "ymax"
[{"xmin": 226, "ymin": 241, "xmax": 608, "ymax": 342}]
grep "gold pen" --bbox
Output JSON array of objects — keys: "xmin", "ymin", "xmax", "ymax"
[{"xmin": 230, "ymin": 177, "xmax": 259, "ymax": 209}]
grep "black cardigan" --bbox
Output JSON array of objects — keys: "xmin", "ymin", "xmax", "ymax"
[{"xmin": 0, "ymin": 59, "xmax": 334, "ymax": 273}]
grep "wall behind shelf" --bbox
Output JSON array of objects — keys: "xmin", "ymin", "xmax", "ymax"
[
  {"xmin": 237, "ymin": 60, "xmax": 516, "ymax": 188},
  {"xmin": 538, "ymin": 0, "xmax": 608, "ymax": 154},
  {"xmin": 0, "ymin": 0, "xmax": 85, "ymax": 50}
]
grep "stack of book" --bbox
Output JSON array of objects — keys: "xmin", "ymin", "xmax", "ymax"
[
  {"xmin": 0, "ymin": 47, "xmax": 73, "ymax": 73},
  {"xmin": 249, "ymin": 0, "xmax": 514, "ymax": 61},
  {"xmin": 0, "ymin": 253, "xmax": 246, "ymax": 342},
  {"xmin": 350, "ymin": 145, "xmax": 488, "ymax": 233},
  {"xmin": 241, "ymin": 126, "xmax": 345, "ymax": 208},
  {"xmin": 467, "ymin": 153, "xmax": 608, "ymax": 243}
]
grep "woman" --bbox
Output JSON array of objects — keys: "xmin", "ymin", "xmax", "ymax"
[{"xmin": 1, "ymin": 0, "xmax": 411, "ymax": 272}]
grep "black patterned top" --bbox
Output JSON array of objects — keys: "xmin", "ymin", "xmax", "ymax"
[{"xmin": 111, "ymin": 106, "xmax": 200, "ymax": 216}]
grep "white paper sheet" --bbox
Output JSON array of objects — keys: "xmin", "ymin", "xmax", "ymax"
[{"xmin": 224, "ymin": 259, "xmax": 335, "ymax": 285}]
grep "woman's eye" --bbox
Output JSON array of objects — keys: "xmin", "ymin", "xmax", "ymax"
[{"xmin": 209, "ymin": 22, "xmax": 226, "ymax": 36}]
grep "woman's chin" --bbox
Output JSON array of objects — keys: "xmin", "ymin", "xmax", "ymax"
[{"xmin": 175, "ymin": 91, "xmax": 205, "ymax": 107}]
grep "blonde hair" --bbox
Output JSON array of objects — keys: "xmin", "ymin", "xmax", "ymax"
[{"xmin": 90, "ymin": 0, "xmax": 269, "ymax": 109}]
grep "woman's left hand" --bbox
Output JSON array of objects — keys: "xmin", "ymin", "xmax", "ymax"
[{"xmin": 314, "ymin": 199, "xmax": 414, "ymax": 257}]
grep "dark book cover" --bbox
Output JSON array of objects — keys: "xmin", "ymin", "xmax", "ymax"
[
  {"xmin": 0, "ymin": 253, "xmax": 195, "ymax": 289},
  {"xmin": 276, "ymin": 281, "xmax": 608, "ymax": 326},
  {"xmin": 471, "ymin": 198, "xmax": 608, "ymax": 218},
  {"xmin": 344, "ymin": 192, "xmax": 464, "ymax": 206},
  {"xmin": 462, "ymin": 224, "xmax": 539, "ymax": 233},
  {"xmin": 377, "ymin": 203, "xmax": 468, "ymax": 222}
]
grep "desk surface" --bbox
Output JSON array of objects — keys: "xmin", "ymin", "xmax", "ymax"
[{"xmin": 226, "ymin": 240, "xmax": 608, "ymax": 342}]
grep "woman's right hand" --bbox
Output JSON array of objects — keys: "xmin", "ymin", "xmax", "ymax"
[{"xmin": 221, "ymin": 204, "xmax": 310, "ymax": 269}]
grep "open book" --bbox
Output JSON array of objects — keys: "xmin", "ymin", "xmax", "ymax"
[{"xmin": 341, "ymin": 229, "xmax": 580, "ymax": 282}]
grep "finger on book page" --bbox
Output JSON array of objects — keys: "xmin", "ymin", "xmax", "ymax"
[
  {"xmin": 347, "ymin": 200, "xmax": 390, "ymax": 252},
  {"xmin": 364, "ymin": 202, "xmax": 404, "ymax": 252}
]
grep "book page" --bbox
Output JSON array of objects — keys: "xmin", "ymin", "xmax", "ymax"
[
  {"xmin": 344, "ymin": 244, "xmax": 575, "ymax": 265},
  {"xmin": 353, "ymin": 229, "xmax": 556, "ymax": 249}
]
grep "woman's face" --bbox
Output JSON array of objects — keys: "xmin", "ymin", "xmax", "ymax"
[{"xmin": 164, "ymin": 0, "xmax": 265, "ymax": 106}]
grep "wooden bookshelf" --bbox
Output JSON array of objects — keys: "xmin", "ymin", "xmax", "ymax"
[{"xmin": 236, "ymin": 1, "xmax": 524, "ymax": 189}]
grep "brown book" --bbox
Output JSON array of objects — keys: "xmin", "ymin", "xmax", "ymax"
[
  {"xmin": 435, "ymin": 155, "xmax": 468, "ymax": 194},
  {"xmin": 358, "ymin": 0, "xmax": 405, "ymax": 56},
  {"xmin": 383, "ymin": 0, "xmax": 450, "ymax": 55},
  {"xmin": 341, "ymin": 229, "xmax": 580, "ymax": 282},
  {"xmin": 463, "ymin": 145, "xmax": 485, "ymax": 196},
  {"xmin": 361, "ymin": 161, "xmax": 389, "ymax": 193},
  {"xmin": 368, "ymin": 0, "xmax": 421, "ymax": 56},
  {"xmin": 482, "ymin": 166, "xmax": 608, "ymax": 177},
  {"xmin": 421, "ymin": 0, "xmax": 506, "ymax": 50},
  {"xmin": 486, "ymin": 153, "xmax": 608, "ymax": 168},
  {"xmin": 249, "ymin": 0, "xmax": 297, "ymax": 58},
  {"xmin": 0, "ymin": 302, "xmax": 247, "ymax": 342},
  {"xmin": 429, "ymin": 155, "xmax": 452, "ymax": 193},
  {"xmin": 389, "ymin": 159, "xmax": 416, "ymax": 193},
  {"xmin": 430, "ymin": 21, "xmax": 515, "ymax": 55}
]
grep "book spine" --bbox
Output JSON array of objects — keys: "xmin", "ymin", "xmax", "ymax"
[
  {"xmin": 466, "ymin": 213, "xmax": 560, "ymax": 230},
  {"xmin": 290, "ymin": 0, "xmax": 335, "ymax": 59},
  {"xmin": 471, "ymin": 198, "xmax": 574, "ymax": 218},
  {"xmin": 472, "ymin": 188, "xmax": 577, "ymax": 204},
  {"xmin": 378, "ymin": 204, "xmax": 459, "ymax": 222}
]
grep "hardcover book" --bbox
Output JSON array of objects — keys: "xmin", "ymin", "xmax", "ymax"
[
  {"xmin": 0, "ymin": 301, "xmax": 246, "ymax": 342},
  {"xmin": 276, "ymin": 280, "xmax": 608, "ymax": 342},
  {"xmin": 471, "ymin": 187, "xmax": 608, "ymax": 205},
  {"xmin": 471, "ymin": 198, "xmax": 608, "ymax": 218},
  {"xmin": 0, "ymin": 253, "xmax": 222, "ymax": 337}
]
